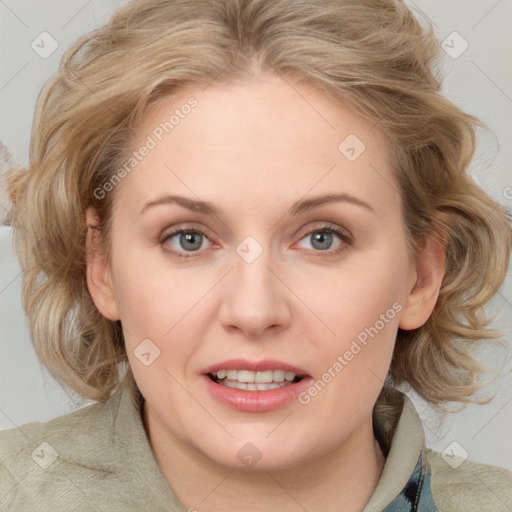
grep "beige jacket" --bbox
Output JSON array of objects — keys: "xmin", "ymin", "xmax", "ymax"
[{"xmin": 1, "ymin": 379, "xmax": 511, "ymax": 511}]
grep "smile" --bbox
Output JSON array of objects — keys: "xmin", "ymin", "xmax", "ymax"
[
  {"xmin": 202, "ymin": 359, "xmax": 311, "ymax": 412},
  {"xmin": 208, "ymin": 369, "xmax": 302, "ymax": 391}
]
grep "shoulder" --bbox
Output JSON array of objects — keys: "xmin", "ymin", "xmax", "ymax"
[
  {"xmin": 0, "ymin": 398, "xmax": 112, "ymax": 464},
  {"xmin": 427, "ymin": 448, "xmax": 512, "ymax": 511},
  {"xmin": 0, "ymin": 397, "xmax": 119, "ymax": 511}
]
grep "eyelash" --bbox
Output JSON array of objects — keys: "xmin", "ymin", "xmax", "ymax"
[{"xmin": 159, "ymin": 224, "xmax": 352, "ymax": 259}]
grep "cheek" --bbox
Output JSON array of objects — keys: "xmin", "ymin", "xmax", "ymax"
[
  {"xmin": 293, "ymin": 246, "xmax": 409, "ymax": 415},
  {"xmin": 303, "ymin": 249, "xmax": 408, "ymax": 344},
  {"xmin": 111, "ymin": 251, "xmax": 207, "ymax": 381},
  {"xmin": 111, "ymin": 245, "xmax": 196, "ymax": 332},
  {"xmin": 295, "ymin": 256, "xmax": 405, "ymax": 430}
]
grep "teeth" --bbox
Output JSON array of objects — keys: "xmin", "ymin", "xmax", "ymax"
[
  {"xmin": 254, "ymin": 370, "xmax": 273, "ymax": 383},
  {"xmin": 237, "ymin": 370, "xmax": 255, "ymax": 383},
  {"xmin": 273, "ymin": 369, "xmax": 285, "ymax": 382},
  {"xmin": 221, "ymin": 380, "xmax": 292, "ymax": 391},
  {"xmin": 213, "ymin": 369, "xmax": 298, "ymax": 384}
]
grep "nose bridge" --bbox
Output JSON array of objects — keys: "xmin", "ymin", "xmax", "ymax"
[
  {"xmin": 236, "ymin": 236, "xmax": 274, "ymax": 295},
  {"xmin": 218, "ymin": 233, "xmax": 290, "ymax": 336}
]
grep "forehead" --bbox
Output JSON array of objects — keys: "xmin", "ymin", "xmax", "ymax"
[{"xmin": 114, "ymin": 76, "xmax": 399, "ymax": 219}]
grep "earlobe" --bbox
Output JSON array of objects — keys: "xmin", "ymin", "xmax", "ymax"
[
  {"xmin": 399, "ymin": 232, "xmax": 446, "ymax": 331},
  {"xmin": 85, "ymin": 207, "xmax": 120, "ymax": 321}
]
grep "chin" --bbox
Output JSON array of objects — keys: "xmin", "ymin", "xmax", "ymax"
[{"xmin": 195, "ymin": 434, "xmax": 313, "ymax": 473}]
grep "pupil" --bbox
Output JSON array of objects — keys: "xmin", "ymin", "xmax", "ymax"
[{"xmin": 312, "ymin": 232, "xmax": 332, "ymax": 250}]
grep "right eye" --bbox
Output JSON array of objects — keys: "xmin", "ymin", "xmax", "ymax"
[{"xmin": 160, "ymin": 227, "xmax": 213, "ymax": 257}]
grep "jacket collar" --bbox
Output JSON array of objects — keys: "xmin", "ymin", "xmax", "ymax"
[{"xmin": 364, "ymin": 387, "xmax": 438, "ymax": 511}]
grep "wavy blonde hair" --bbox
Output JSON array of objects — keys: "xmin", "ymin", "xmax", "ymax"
[{"xmin": 5, "ymin": 0, "xmax": 511, "ymax": 408}]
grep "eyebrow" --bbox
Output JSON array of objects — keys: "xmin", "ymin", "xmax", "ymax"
[
  {"xmin": 139, "ymin": 192, "xmax": 375, "ymax": 216},
  {"xmin": 289, "ymin": 193, "xmax": 375, "ymax": 215}
]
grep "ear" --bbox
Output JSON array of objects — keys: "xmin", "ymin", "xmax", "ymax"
[
  {"xmin": 399, "ymin": 231, "xmax": 446, "ymax": 330},
  {"xmin": 85, "ymin": 207, "xmax": 120, "ymax": 321}
]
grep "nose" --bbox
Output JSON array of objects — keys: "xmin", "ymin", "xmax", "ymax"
[{"xmin": 218, "ymin": 241, "xmax": 292, "ymax": 340}]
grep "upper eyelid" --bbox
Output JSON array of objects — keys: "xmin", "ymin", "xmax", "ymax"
[
  {"xmin": 162, "ymin": 221, "xmax": 349, "ymax": 237},
  {"xmin": 302, "ymin": 223, "xmax": 351, "ymax": 237},
  {"xmin": 161, "ymin": 222, "xmax": 213, "ymax": 238}
]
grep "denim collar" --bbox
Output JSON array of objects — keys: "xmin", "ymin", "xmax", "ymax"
[
  {"xmin": 363, "ymin": 387, "xmax": 438, "ymax": 511},
  {"xmin": 381, "ymin": 451, "xmax": 438, "ymax": 511}
]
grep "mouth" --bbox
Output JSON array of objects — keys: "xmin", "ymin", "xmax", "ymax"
[
  {"xmin": 207, "ymin": 369, "xmax": 304, "ymax": 391},
  {"xmin": 202, "ymin": 360, "xmax": 311, "ymax": 412}
]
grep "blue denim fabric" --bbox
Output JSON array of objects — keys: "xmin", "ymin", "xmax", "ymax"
[{"xmin": 382, "ymin": 453, "xmax": 438, "ymax": 511}]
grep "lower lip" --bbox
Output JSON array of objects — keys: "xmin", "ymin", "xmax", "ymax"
[{"xmin": 202, "ymin": 375, "xmax": 312, "ymax": 412}]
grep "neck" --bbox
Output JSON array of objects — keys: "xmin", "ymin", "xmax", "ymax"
[{"xmin": 143, "ymin": 402, "xmax": 386, "ymax": 512}]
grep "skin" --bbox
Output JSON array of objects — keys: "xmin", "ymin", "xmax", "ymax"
[{"xmin": 86, "ymin": 73, "xmax": 445, "ymax": 511}]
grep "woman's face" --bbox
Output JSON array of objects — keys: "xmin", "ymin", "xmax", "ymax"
[{"xmin": 88, "ymin": 74, "xmax": 433, "ymax": 470}]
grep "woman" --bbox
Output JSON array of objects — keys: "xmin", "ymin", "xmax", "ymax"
[{"xmin": 1, "ymin": 0, "xmax": 511, "ymax": 510}]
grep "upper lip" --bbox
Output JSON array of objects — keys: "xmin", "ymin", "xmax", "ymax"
[{"xmin": 202, "ymin": 358, "xmax": 310, "ymax": 377}]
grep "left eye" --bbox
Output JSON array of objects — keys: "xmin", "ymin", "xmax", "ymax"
[{"xmin": 296, "ymin": 227, "xmax": 348, "ymax": 254}]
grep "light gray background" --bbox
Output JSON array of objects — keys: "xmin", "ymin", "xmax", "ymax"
[{"xmin": 1, "ymin": 0, "xmax": 511, "ymax": 472}]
